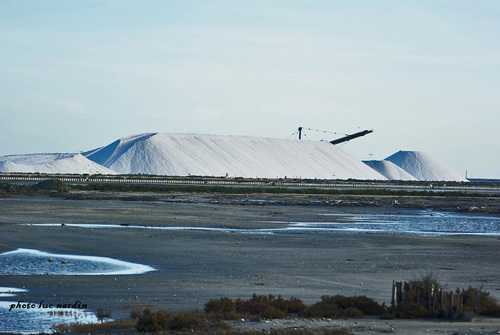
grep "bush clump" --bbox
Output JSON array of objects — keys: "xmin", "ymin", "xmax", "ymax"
[
  {"xmin": 463, "ymin": 286, "xmax": 500, "ymax": 317},
  {"xmin": 135, "ymin": 308, "xmax": 207, "ymax": 332},
  {"xmin": 169, "ymin": 311, "xmax": 207, "ymax": 330},
  {"xmin": 383, "ymin": 303, "xmax": 439, "ymax": 319},
  {"xmin": 235, "ymin": 294, "xmax": 287, "ymax": 319},
  {"xmin": 205, "ymin": 297, "xmax": 240, "ymax": 319},
  {"xmin": 205, "ymin": 294, "xmax": 307, "ymax": 320},
  {"xmin": 302, "ymin": 295, "xmax": 384, "ymax": 318},
  {"xmin": 135, "ymin": 308, "xmax": 170, "ymax": 332},
  {"xmin": 388, "ymin": 273, "xmax": 500, "ymax": 319}
]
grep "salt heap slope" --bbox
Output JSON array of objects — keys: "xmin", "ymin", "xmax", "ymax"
[
  {"xmin": 0, "ymin": 153, "xmax": 116, "ymax": 174},
  {"xmin": 363, "ymin": 160, "xmax": 418, "ymax": 181},
  {"xmin": 385, "ymin": 151, "xmax": 467, "ymax": 182},
  {"xmin": 85, "ymin": 133, "xmax": 386, "ymax": 180}
]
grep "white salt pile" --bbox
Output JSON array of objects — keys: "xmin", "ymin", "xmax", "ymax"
[
  {"xmin": 0, "ymin": 133, "xmax": 469, "ymax": 182},
  {"xmin": 363, "ymin": 160, "xmax": 418, "ymax": 181},
  {"xmin": 385, "ymin": 151, "xmax": 467, "ymax": 182},
  {"xmin": 84, "ymin": 133, "xmax": 386, "ymax": 180},
  {"xmin": 0, "ymin": 153, "xmax": 116, "ymax": 175}
]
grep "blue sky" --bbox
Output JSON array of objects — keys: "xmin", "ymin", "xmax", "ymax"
[{"xmin": 1, "ymin": 0, "xmax": 499, "ymax": 178}]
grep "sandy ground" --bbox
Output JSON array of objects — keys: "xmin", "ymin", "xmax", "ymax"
[{"xmin": 0, "ymin": 192, "xmax": 499, "ymax": 334}]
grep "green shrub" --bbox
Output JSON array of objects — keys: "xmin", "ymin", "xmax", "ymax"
[
  {"xmin": 210, "ymin": 319, "xmax": 233, "ymax": 331},
  {"xmin": 302, "ymin": 295, "xmax": 384, "ymax": 318},
  {"xmin": 386, "ymin": 303, "xmax": 439, "ymax": 319},
  {"xmin": 236, "ymin": 294, "xmax": 274, "ymax": 318},
  {"xmin": 463, "ymin": 286, "xmax": 500, "ymax": 317},
  {"xmin": 380, "ymin": 311, "xmax": 397, "ymax": 320},
  {"xmin": 323, "ymin": 330, "xmax": 356, "ymax": 335},
  {"xmin": 135, "ymin": 309, "xmax": 207, "ymax": 331},
  {"xmin": 169, "ymin": 311, "xmax": 207, "ymax": 330},
  {"xmin": 205, "ymin": 297, "xmax": 240, "ymax": 319},
  {"xmin": 135, "ymin": 308, "xmax": 170, "ymax": 332},
  {"xmin": 271, "ymin": 296, "xmax": 307, "ymax": 314},
  {"xmin": 206, "ymin": 294, "xmax": 306, "ymax": 320},
  {"xmin": 322, "ymin": 295, "xmax": 384, "ymax": 315},
  {"xmin": 302, "ymin": 300, "xmax": 341, "ymax": 318},
  {"xmin": 343, "ymin": 307, "xmax": 364, "ymax": 318},
  {"xmin": 270, "ymin": 329, "xmax": 315, "ymax": 335},
  {"xmin": 260, "ymin": 305, "xmax": 287, "ymax": 319}
]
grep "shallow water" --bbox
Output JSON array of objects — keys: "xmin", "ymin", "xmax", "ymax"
[
  {"xmin": 314, "ymin": 211, "xmax": 500, "ymax": 236},
  {"xmin": 0, "ymin": 300, "xmax": 100, "ymax": 334},
  {"xmin": 0, "ymin": 248, "xmax": 155, "ymax": 334},
  {"xmin": 24, "ymin": 210, "xmax": 500, "ymax": 236},
  {"xmin": 0, "ymin": 287, "xmax": 107, "ymax": 334},
  {"xmin": 0, "ymin": 248, "xmax": 156, "ymax": 275}
]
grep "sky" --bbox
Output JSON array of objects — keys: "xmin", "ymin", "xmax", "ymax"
[{"xmin": 1, "ymin": 0, "xmax": 499, "ymax": 179}]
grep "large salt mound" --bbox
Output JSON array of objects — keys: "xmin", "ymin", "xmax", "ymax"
[
  {"xmin": 363, "ymin": 160, "xmax": 418, "ymax": 181},
  {"xmin": 0, "ymin": 153, "xmax": 116, "ymax": 175},
  {"xmin": 85, "ymin": 133, "xmax": 386, "ymax": 180},
  {"xmin": 385, "ymin": 151, "xmax": 467, "ymax": 182}
]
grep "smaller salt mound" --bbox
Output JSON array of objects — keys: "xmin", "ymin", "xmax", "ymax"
[
  {"xmin": 385, "ymin": 151, "xmax": 467, "ymax": 182},
  {"xmin": 0, "ymin": 153, "xmax": 116, "ymax": 175},
  {"xmin": 363, "ymin": 160, "xmax": 418, "ymax": 181}
]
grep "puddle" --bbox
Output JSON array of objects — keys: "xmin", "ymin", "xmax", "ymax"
[
  {"xmin": 0, "ymin": 300, "xmax": 101, "ymax": 334},
  {"xmin": 0, "ymin": 246, "xmax": 155, "ymax": 334},
  {"xmin": 0, "ymin": 287, "xmax": 107, "ymax": 334},
  {"xmin": 0, "ymin": 287, "xmax": 27, "ymax": 298},
  {"xmin": 0, "ymin": 248, "xmax": 156, "ymax": 275}
]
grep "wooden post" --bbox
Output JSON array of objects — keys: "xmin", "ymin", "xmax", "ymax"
[
  {"xmin": 398, "ymin": 281, "xmax": 403, "ymax": 305},
  {"xmin": 428, "ymin": 284, "xmax": 432, "ymax": 309},
  {"xmin": 432, "ymin": 285, "xmax": 438, "ymax": 309},
  {"xmin": 391, "ymin": 281, "xmax": 397, "ymax": 307},
  {"xmin": 457, "ymin": 290, "xmax": 463, "ymax": 317},
  {"xmin": 403, "ymin": 281, "xmax": 409, "ymax": 302},
  {"xmin": 439, "ymin": 288, "xmax": 445, "ymax": 312},
  {"xmin": 448, "ymin": 290, "xmax": 454, "ymax": 318}
]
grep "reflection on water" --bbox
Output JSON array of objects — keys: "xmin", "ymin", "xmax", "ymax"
[
  {"xmin": 0, "ymin": 248, "xmax": 156, "ymax": 275},
  {"xmin": 0, "ymin": 287, "xmax": 106, "ymax": 335},
  {"xmin": 0, "ymin": 247, "xmax": 155, "ymax": 334},
  {"xmin": 23, "ymin": 210, "xmax": 500, "ymax": 236},
  {"xmin": 0, "ymin": 287, "xmax": 26, "ymax": 297},
  {"xmin": 0, "ymin": 300, "xmax": 100, "ymax": 334},
  {"xmin": 314, "ymin": 211, "xmax": 500, "ymax": 236}
]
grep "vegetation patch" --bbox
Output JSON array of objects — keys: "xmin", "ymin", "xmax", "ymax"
[
  {"xmin": 385, "ymin": 274, "xmax": 500, "ymax": 319},
  {"xmin": 302, "ymin": 295, "xmax": 384, "ymax": 319},
  {"xmin": 54, "ymin": 285, "xmax": 500, "ymax": 334},
  {"xmin": 205, "ymin": 294, "xmax": 306, "ymax": 320}
]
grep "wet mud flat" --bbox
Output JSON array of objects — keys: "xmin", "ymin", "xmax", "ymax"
[{"xmin": 0, "ymin": 192, "xmax": 499, "ymax": 333}]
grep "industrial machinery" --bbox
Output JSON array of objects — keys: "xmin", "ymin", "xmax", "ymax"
[
  {"xmin": 329, "ymin": 129, "xmax": 373, "ymax": 145},
  {"xmin": 296, "ymin": 127, "xmax": 373, "ymax": 145}
]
